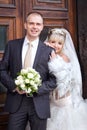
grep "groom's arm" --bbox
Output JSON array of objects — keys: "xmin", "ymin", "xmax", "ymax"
[
  {"xmin": 37, "ymin": 45, "xmax": 57, "ymax": 95},
  {"xmin": 37, "ymin": 73, "xmax": 56, "ymax": 95},
  {"xmin": 0, "ymin": 43, "xmax": 16, "ymax": 92}
]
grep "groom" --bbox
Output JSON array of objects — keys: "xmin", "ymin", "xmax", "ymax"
[{"xmin": 0, "ymin": 12, "xmax": 56, "ymax": 130}]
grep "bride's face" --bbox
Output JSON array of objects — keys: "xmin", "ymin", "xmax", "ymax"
[{"xmin": 49, "ymin": 35, "xmax": 64, "ymax": 54}]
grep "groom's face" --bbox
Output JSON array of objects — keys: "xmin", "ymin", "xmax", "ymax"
[{"xmin": 24, "ymin": 13, "xmax": 44, "ymax": 41}]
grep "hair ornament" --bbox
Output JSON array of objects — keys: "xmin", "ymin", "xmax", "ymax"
[{"xmin": 48, "ymin": 28, "xmax": 66, "ymax": 38}]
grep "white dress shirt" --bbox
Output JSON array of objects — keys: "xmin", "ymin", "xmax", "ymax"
[{"xmin": 22, "ymin": 36, "xmax": 39, "ymax": 68}]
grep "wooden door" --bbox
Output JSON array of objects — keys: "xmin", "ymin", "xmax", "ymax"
[
  {"xmin": 24, "ymin": 0, "xmax": 77, "ymax": 46},
  {"xmin": 0, "ymin": 0, "xmax": 77, "ymax": 129},
  {"xmin": 0, "ymin": 0, "xmax": 24, "ymax": 129}
]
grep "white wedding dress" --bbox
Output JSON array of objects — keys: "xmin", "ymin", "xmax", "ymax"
[{"xmin": 47, "ymin": 55, "xmax": 87, "ymax": 130}]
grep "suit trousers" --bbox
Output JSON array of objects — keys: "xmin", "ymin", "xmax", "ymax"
[{"xmin": 7, "ymin": 95, "xmax": 47, "ymax": 130}]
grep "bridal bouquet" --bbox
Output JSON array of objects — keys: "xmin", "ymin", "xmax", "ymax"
[{"xmin": 15, "ymin": 68, "xmax": 42, "ymax": 96}]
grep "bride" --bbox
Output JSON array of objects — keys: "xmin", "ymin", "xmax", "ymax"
[{"xmin": 45, "ymin": 28, "xmax": 87, "ymax": 130}]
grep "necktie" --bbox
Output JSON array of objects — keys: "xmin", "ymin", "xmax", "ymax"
[{"xmin": 24, "ymin": 43, "xmax": 32, "ymax": 68}]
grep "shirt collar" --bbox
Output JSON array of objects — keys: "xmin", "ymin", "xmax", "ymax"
[{"xmin": 24, "ymin": 36, "xmax": 39, "ymax": 47}]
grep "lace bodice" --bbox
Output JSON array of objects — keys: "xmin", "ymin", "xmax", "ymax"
[{"xmin": 48, "ymin": 55, "xmax": 73, "ymax": 98}]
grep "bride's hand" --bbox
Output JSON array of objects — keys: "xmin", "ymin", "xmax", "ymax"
[
  {"xmin": 44, "ymin": 42, "xmax": 53, "ymax": 48},
  {"xmin": 50, "ymin": 50, "xmax": 56, "ymax": 60}
]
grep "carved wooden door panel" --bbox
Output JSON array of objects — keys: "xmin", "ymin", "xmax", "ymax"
[
  {"xmin": 24, "ymin": 0, "xmax": 77, "ymax": 46},
  {"xmin": 0, "ymin": 0, "xmax": 76, "ymax": 129},
  {"xmin": 0, "ymin": 0, "xmax": 23, "ymax": 129}
]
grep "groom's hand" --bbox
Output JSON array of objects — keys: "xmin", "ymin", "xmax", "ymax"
[{"xmin": 13, "ymin": 87, "xmax": 26, "ymax": 94}]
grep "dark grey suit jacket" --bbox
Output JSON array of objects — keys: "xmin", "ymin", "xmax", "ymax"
[{"xmin": 0, "ymin": 38, "xmax": 56, "ymax": 119}]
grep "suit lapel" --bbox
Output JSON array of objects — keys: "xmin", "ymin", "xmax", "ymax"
[{"xmin": 33, "ymin": 40, "xmax": 44, "ymax": 69}]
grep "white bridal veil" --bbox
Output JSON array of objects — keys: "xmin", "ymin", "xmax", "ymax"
[
  {"xmin": 61, "ymin": 28, "xmax": 83, "ymax": 106},
  {"xmin": 61, "ymin": 28, "xmax": 82, "ymax": 94}
]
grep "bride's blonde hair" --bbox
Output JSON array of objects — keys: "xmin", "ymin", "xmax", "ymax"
[{"xmin": 48, "ymin": 28, "xmax": 66, "ymax": 44}]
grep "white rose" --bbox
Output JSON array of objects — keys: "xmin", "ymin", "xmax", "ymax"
[
  {"xmin": 27, "ymin": 73, "xmax": 34, "ymax": 79},
  {"xmin": 17, "ymin": 75, "xmax": 23, "ymax": 80},
  {"xmin": 20, "ymin": 84, "xmax": 26, "ymax": 90},
  {"xmin": 15, "ymin": 80, "xmax": 20, "ymax": 85},
  {"xmin": 21, "ymin": 68, "xmax": 28, "ymax": 74},
  {"xmin": 30, "ymin": 80, "xmax": 35, "ymax": 85},
  {"xmin": 19, "ymin": 78, "xmax": 24, "ymax": 84},
  {"xmin": 33, "ymin": 85, "xmax": 38, "ymax": 90},
  {"xmin": 26, "ymin": 88, "xmax": 32, "ymax": 93},
  {"xmin": 25, "ymin": 79, "xmax": 29, "ymax": 83}
]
